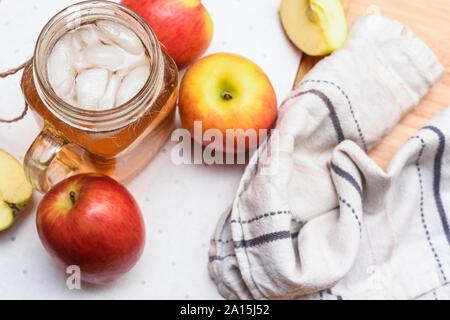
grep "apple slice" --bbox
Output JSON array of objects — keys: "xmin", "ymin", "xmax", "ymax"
[
  {"xmin": 0, "ymin": 150, "xmax": 32, "ymax": 231},
  {"xmin": 280, "ymin": 0, "xmax": 348, "ymax": 56}
]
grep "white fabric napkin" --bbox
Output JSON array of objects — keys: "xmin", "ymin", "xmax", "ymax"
[{"xmin": 208, "ymin": 14, "xmax": 448, "ymax": 300}]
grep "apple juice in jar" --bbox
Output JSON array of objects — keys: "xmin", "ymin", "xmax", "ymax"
[{"xmin": 21, "ymin": 1, "xmax": 179, "ymax": 192}]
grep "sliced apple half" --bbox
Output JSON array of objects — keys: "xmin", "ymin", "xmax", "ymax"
[
  {"xmin": 280, "ymin": 0, "xmax": 348, "ymax": 56},
  {"xmin": 0, "ymin": 150, "xmax": 32, "ymax": 231}
]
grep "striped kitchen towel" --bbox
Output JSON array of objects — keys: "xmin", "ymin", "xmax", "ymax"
[{"xmin": 208, "ymin": 14, "xmax": 449, "ymax": 299}]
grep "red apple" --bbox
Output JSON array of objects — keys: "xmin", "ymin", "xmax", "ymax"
[
  {"xmin": 36, "ymin": 174, "xmax": 145, "ymax": 284},
  {"xmin": 121, "ymin": 0, "xmax": 213, "ymax": 69}
]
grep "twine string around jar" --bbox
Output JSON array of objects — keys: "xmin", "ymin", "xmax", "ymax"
[{"xmin": 0, "ymin": 58, "xmax": 32, "ymax": 123}]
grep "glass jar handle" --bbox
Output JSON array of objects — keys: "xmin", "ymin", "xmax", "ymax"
[{"xmin": 24, "ymin": 126, "xmax": 69, "ymax": 192}]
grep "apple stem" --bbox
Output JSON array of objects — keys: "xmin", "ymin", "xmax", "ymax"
[
  {"xmin": 222, "ymin": 92, "xmax": 233, "ymax": 101},
  {"xmin": 69, "ymin": 191, "xmax": 77, "ymax": 205}
]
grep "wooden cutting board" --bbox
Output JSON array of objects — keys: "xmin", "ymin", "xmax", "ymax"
[{"xmin": 294, "ymin": 0, "xmax": 450, "ymax": 170}]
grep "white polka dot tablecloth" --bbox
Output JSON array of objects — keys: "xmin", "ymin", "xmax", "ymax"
[{"xmin": 0, "ymin": 0, "xmax": 299, "ymax": 299}]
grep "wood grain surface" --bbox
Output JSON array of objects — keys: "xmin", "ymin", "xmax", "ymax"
[{"xmin": 294, "ymin": 0, "xmax": 450, "ymax": 170}]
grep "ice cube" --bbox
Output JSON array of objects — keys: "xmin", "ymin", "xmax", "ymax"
[
  {"xmin": 70, "ymin": 32, "xmax": 92, "ymax": 72},
  {"xmin": 79, "ymin": 25, "xmax": 99, "ymax": 47},
  {"xmin": 122, "ymin": 51, "xmax": 150, "ymax": 76},
  {"xmin": 61, "ymin": 84, "xmax": 77, "ymax": 107},
  {"xmin": 116, "ymin": 65, "xmax": 150, "ymax": 106},
  {"xmin": 83, "ymin": 44, "xmax": 125, "ymax": 70},
  {"xmin": 98, "ymin": 73, "xmax": 122, "ymax": 109},
  {"xmin": 75, "ymin": 68, "xmax": 109, "ymax": 110},
  {"xmin": 63, "ymin": 92, "xmax": 77, "ymax": 107},
  {"xmin": 47, "ymin": 34, "xmax": 75, "ymax": 98},
  {"xmin": 96, "ymin": 20, "xmax": 145, "ymax": 55},
  {"xmin": 71, "ymin": 32, "xmax": 85, "ymax": 52}
]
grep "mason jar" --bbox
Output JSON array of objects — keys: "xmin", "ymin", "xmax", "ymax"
[{"xmin": 21, "ymin": 0, "xmax": 179, "ymax": 192}]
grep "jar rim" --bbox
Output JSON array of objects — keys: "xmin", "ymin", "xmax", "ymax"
[{"xmin": 33, "ymin": 0, "xmax": 163, "ymax": 131}]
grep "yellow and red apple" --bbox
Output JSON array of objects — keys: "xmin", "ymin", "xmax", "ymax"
[
  {"xmin": 36, "ymin": 174, "xmax": 145, "ymax": 284},
  {"xmin": 0, "ymin": 149, "xmax": 32, "ymax": 231},
  {"xmin": 179, "ymin": 53, "xmax": 277, "ymax": 153},
  {"xmin": 121, "ymin": 0, "xmax": 213, "ymax": 69},
  {"xmin": 280, "ymin": 0, "xmax": 348, "ymax": 56}
]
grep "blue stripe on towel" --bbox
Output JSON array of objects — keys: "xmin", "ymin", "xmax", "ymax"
[
  {"xmin": 412, "ymin": 135, "xmax": 447, "ymax": 283},
  {"xmin": 331, "ymin": 162, "xmax": 363, "ymax": 197},
  {"xmin": 422, "ymin": 126, "xmax": 450, "ymax": 246}
]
